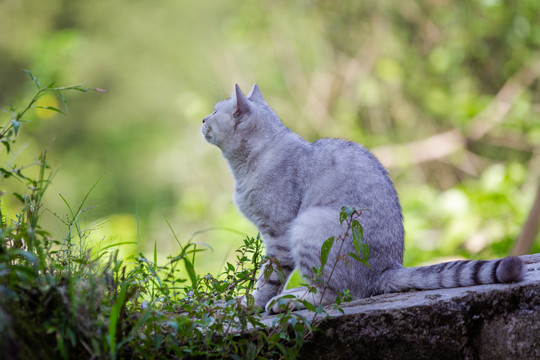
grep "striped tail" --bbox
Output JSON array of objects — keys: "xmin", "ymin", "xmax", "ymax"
[{"xmin": 388, "ymin": 256, "xmax": 525, "ymax": 292}]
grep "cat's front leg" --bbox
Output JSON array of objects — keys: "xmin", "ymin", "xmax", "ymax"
[{"xmin": 250, "ymin": 240, "xmax": 295, "ymax": 310}]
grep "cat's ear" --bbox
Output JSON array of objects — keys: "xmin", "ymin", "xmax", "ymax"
[
  {"xmin": 247, "ymin": 84, "xmax": 264, "ymax": 103},
  {"xmin": 234, "ymin": 84, "xmax": 251, "ymax": 117}
]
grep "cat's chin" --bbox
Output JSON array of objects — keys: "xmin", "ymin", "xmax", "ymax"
[
  {"xmin": 201, "ymin": 124, "xmax": 213, "ymax": 143},
  {"xmin": 203, "ymin": 134, "xmax": 215, "ymax": 144}
]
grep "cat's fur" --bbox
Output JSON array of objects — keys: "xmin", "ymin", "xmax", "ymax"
[{"xmin": 201, "ymin": 84, "xmax": 525, "ymax": 313}]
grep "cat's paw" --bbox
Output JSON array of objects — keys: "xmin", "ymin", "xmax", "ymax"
[
  {"xmin": 265, "ymin": 287, "xmax": 310, "ymax": 314},
  {"xmin": 265, "ymin": 295, "xmax": 303, "ymax": 314}
]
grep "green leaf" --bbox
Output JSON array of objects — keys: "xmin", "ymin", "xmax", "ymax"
[
  {"xmin": 11, "ymin": 264, "xmax": 38, "ymax": 279},
  {"xmin": 278, "ymin": 294, "xmax": 296, "ymax": 300},
  {"xmin": 0, "ymin": 168, "xmax": 12, "ymax": 178},
  {"xmin": 264, "ymin": 263, "xmax": 274, "ymax": 280},
  {"xmin": 32, "ymin": 105, "xmax": 65, "ymax": 116},
  {"xmin": 11, "ymin": 120, "xmax": 20, "ymax": 135},
  {"xmin": 13, "ymin": 193, "xmax": 25, "ymax": 204},
  {"xmin": 340, "ymin": 205, "xmax": 357, "ymax": 224},
  {"xmin": 320, "ymin": 236, "xmax": 334, "ymax": 269},
  {"xmin": 24, "ymin": 69, "xmax": 41, "ymax": 89},
  {"xmin": 362, "ymin": 242, "xmax": 370, "ymax": 263},
  {"xmin": 303, "ymin": 301, "xmax": 316, "ymax": 312},
  {"xmin": 109, "ymin": 281, "xmax": 129, "ymax": 359},
  {"xmin": 14, "ymin": 250, "xmax": 38, "ymax": 266},
  {"xmin": 72, "ymin": 85, "xmax": 89, "ymax": 92},
  {"xmin": 98, "ymin": 241, "xmax": 138, "ymax": 253},
  {"xmin": 183, "ymin": 257, "xmax": 197, "ymax": 288},
  {"xmin": 351, "ymin": 219, "xmax": 364, "ymax": 254},
  {"xmin": 153, "ymin": 241, "xmax": 157, "ymax": 266},
  {"xmin": 1, "ymin": 140, "xmax": 10, "ymax": 153},
  {"xmin": 348, "ymin": 253, "xmax": 363, "ymax": 263},
  {"xmin": 348, "ymin": 252, "xmax": 370, "ymax": 267},
  {"xmin": 60, "ymin": 92, "xmax": 70, "ymax": 115}
]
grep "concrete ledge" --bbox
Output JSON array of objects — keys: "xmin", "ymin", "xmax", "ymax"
[{"xmin": 270, "ymin": 254, "xmax": 540, "ymax": 359}]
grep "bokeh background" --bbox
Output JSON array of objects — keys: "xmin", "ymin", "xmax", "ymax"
[{"xmin": 1, "ymin": 0, "xmax": 539, "ymax": 275}]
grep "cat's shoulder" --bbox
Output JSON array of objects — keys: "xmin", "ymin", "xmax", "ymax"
[{"xmin": 308, "ymin": 137, "xmax": 383, "ymax": 165}]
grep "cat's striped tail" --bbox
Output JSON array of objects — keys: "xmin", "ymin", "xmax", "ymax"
[{"xmin": 387, "ymin": 256, "xmax": 525, "ymax": 292}]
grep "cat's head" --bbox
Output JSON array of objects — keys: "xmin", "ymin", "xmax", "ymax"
[{"xmin": 201, "ymin": 84, "xmax": 274, "ymax": 154}]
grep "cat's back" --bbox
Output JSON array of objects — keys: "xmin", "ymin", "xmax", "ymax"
[
  {"xmin": 301, "ymin": 137, "xmax": 400, "ymax": 212},
  {"xmin": 306, "ymin": 137, "xmax": 390, "ymax": 183},
  {"xmin": 309, "ymin": 138, "xmax": 383, "ymax": 168}
]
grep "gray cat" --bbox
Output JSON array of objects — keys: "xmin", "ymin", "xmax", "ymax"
[{"xmin": 201, "ymin": 84, "xmax": 525, "ymax": 313}]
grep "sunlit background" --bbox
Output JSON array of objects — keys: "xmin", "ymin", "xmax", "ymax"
[{"xmin": 1, "ymin": 0, "xmax": 539, "ymax": 275}]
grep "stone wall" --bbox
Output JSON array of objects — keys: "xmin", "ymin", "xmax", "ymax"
[{"xmin": 270, "ymin": 254, "xmax": 540, "ymax": 360}]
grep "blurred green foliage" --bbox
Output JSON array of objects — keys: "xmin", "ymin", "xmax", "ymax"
[{"xmin": 1, "ymin": 0, "xmax": 539, "ymax": 274}]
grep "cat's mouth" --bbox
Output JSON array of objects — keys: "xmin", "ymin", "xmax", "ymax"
[{"xmin": 201, "ymin": 123, "xmax": 212, "ymax": 142}]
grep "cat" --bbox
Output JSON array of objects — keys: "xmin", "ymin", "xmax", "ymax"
[{"xmin": 201, "ymin": 84, "xmax": 525, "ymax": 314}]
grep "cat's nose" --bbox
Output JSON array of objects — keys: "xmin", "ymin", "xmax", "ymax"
[{"xmin": 202, "ymin": 116, "xmax": 208, "ymax": 124}]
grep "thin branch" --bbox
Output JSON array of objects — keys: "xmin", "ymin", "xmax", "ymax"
[
  {"xmin": 512, "ymin": 181, "xmax": 540, "ymax": 256},
  {"xmin": 373, "ymin": 129, "xmax": 465, "ymax": 168}
]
